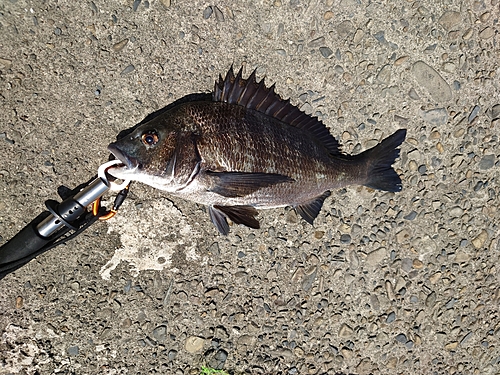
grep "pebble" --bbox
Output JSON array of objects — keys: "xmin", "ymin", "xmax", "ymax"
[
  {"xmin": 185, "ymin": 336, "xmax": 205, "ymax": 353},
  {"xmin": 455, "ymin": 250, "xmax": 470, "ymax": 263},
  {"xmin": 336, "ymin": 20, "xmax": 354, "ymax": 39},
  {"xmin": 412, "ymin": 259, "xmax": 423, "ymax": 269},
  {"xmin": 0, "ymin": 57, "xmax": 12, "ymax": 69},
  {"xmin": 319, "ymin": 47, "xmax": 333, "ymax": 58},
  {"xmin": 385, "ymin": 280, "xmax": 395, "ymax": 300},
  {"xmin": 132, "ymin": 0, "xmax": 141, "ymax": 12},
  {"xmin": 479, "ymin": 11, "xmax": 491, "ymax": 22},
  {"xmin": 479, "ymin": 27, "xmax": 494, "ymax": 39},
  {"xmin": 478, "ymin": 155, "xmax": 495, "ymax": 170},
  {"xmin": 67, "ymin": 346, "xmax": 79, "ymax": 356},
  {"xmin": 214, "ymin": 6, "xmax": 224, "ymax": 22},
  {"xmin": 300, "ymin": 102, "xmax": 313, "ymax": 113},
  {"xmin": 408, "ymin": 87, "xmax": 420, "ymax": 100},
  {"xmin": 386, "ymin": 311, "xmax": 396, "ymax": 323},
  {"xmin": 412, "ymin": 61, "xmax": 452, "ymax": 102},
  {"xmin": 353, "ymin": 29, "xmax": 364, "ymax": 44},
  {"xmin": 89, "ymin": 1, "xmax": 98, "ymax": 13},
  {"xmin": 301, "ymin": 266, "xmax": 317, "ymax": 291},
  {"xmin": 238, "ymin": 334, "xmax": 256, "ymax": 346},
  {"xmin": 339, "ymin": 323, "xmax": 353, "ymax": 338},
  {"xmin": 314, "ymin": 230, "xmax": 325, "ymax": 239},
  {"xmin": 401, "ymin": 258, "xmax": 413, "ymax": 272},
  {"xmin": 112, "ymin": 39, "xmax": 129, "ymax": 52},
  {"xmin": 395, "ymin": 333, "xmax": 407, "ymax": 343},
  {"xmin": 373, "ymin": 30, "xmax": 386, "ymax": 43},
  {"xmin": 396, "ymin": 229, "xmax": 410, "ymax": 243},
  {"xmin": 168, "ymin": 349, "xmax": 177, "ymax": 360},
  {"xmin": 15, "ymin": 296, "xmax": 23, "ymax": 309},
  {"xmin": 468, "ymin": 105, "xmax": 480, "ymax": 123},
  {"xmin": 386, "ymin": 357, "xmax": 398, "ymax": 369},
  {"xmin": 491, "ymin": 104, "xmax": 500, "ymax": 119},
  {"xmin": 445, "ymin": 298, "xmax": 457, "ymax": 309},
  {"xmin": 460, "ymin": 332, "xmax": 473, "ymax": 345},
  {"xmin": 323, "ymin": 11, "xmax": 334, "ymax": 20},
  {"xmin": 449, "ymin": 206, "xmax": 463, "ymax": 217},
  {"xmin": 394, "ymin": 56, "xmax": 408, "ymax": 66},
  {"xmin": 425, "ymin": 291, "xmax": 437, "ymax": 308},
  {"xmin": 442, "ymin": 62, "xmax": 456, "ymax": 73},
  {"xmin": 365, "ymin": 247, "xmax": 387, "ymax": 267},
  {"xmin": 445, "ymin": 341, "xmax": 458, "ymax": 351},
  {"xmin": 472, "ymin": 229, "xmax": 488, "ymax": 249},
  {"xmin": 419, "ymin": 108, "xmax": 449, "ymax": 125},
  {"xmin": 153, "ymin": 325, "xmax": 167, "ymax": 342},
  {"xmin": 429, "ymin": 272, "xmax": 441, "ymax": 284},
  {"xmin": 270, "ymin": 347, "xmax": 293, "ymax": 357},
  {"xmin": 308, "ymin": 37, "xmax": 325, "ymax": 48},
  {"xmin": 356, "ymin": 358, "xmax": 375, "ymax": 373},
  {"xmin": 348, "ymin": 249, "xmax": 359, "ymax": 269},
  {"xmin": 418, "ymin": 164, "xmax": 427, "ymax": 174},
  {"xmin": 376, "ymin": 65, "xmax": 391, "ymax": 85},
  {"xmin": 403, "ymin": 211, "xmax": 417, "ymax": 220},
  {"xmin": 203, "ymin": 6, "xmax": 213, "ymax": 19},
  {"xmin": 207, "ymin": 349, "xmax": 228, "ymax": 369},
  {"xmin": 340, "ymin": 234, "xmax": 351, "ymax": 244},
  {"xmin": 438, "ymin": 11, "xmax": 461, "ymax": 31}
]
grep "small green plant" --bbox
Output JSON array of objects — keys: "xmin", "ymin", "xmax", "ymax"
[{"xmin": 200, "ymin": 366, "xmax": 230, "ymax": 375}]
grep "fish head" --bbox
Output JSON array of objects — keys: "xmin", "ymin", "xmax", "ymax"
[{"xmin": 107, "ymin": 120, "xmax": 179, "ymax": 189}]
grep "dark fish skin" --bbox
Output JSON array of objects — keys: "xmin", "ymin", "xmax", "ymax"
[{"xmin": 108, "ymin": 67, "xmax": 406, "ymax": 234}]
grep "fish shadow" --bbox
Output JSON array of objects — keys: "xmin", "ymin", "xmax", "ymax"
[{"xmin": 114, "ymin": 92, "xmax": 212, "ymax": 140}]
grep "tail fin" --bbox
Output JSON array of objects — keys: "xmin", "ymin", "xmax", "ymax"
[{"xmin": 361, "ymin": 129, "xmax": 406, "ymax": 192}]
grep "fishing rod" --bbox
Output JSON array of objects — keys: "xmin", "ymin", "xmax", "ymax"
[{"xmin": 0, "ymin": 160, "xmax": 130, "ymax": 280}]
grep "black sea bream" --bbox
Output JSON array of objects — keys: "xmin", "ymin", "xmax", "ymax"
[{"xmin": 108, "ymin": 67, "xmax": 406, "ymax": 234}]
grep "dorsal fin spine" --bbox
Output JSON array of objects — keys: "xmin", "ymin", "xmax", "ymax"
[
  {"xmin": 265, "ymin": 100, "xmax": 281, "ymax": 116},
  {"xmin": 212, "ymin": 67, "xmax": 341, "ymax": 155},
  {"xmin": 255, "ymin": 86, "xmax": 275, "ymax": 111},
  {"xmin": 272, "ymin": 99, "xmax": 290, "ymax": 118}
]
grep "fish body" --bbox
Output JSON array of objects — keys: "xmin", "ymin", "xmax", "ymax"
[{"xmin": 108, "ymin": 67, "xmax": 406, "ymax": 234}]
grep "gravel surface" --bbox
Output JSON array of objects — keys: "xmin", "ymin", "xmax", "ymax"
[{"xmin": 1, "ymin": 1, "xmax": 499, "ymax": 374}]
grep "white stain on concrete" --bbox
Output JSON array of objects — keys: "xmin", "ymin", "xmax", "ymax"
[{"xmin": 100, "ymin": 197, "xmax": 203, "ymax": 279}]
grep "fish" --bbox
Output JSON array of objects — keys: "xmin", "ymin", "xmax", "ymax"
[{"xmin": 108, "ymin": 67, "xmax": 406, "ymax": 235}]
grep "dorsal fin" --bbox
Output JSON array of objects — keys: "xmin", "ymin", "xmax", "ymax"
[{"xmin": 213, "ymin": 66, "xmax": 340, "ymax": 155}]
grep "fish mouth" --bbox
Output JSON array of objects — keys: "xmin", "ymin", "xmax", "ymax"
[{"xmin": 107, "ymin": 143, "xmax": 139, "ymax": 170}]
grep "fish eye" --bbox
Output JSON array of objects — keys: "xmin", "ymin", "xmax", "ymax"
[{"xmin": 141, "ymin": 131, "xmax": 159, "ymax": 146}]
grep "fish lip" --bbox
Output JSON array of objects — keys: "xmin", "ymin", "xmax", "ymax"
[{"xmin": 107, "ymin": 143, "xmax": 139, "ymax": 169}]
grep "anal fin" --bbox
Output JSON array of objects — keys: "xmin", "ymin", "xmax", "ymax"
[
  {"xmin": 209, "ymin": 205, "xmax": 260, "ymax": 235},
  {"xmin": 294, "ymin": 191, "xmax": 331, "ymax": 225},
  {"xmin": 209, "ymin": 206, "xmax": 230, "ymax": 235}
]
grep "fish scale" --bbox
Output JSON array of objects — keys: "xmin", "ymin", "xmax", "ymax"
[{"xmin": 108, "ymin": 67, "xmax": 406, "ymax": 235}]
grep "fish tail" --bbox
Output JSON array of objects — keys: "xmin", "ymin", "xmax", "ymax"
[{"xmin": 360, "ymin": 129, "xmax": 406, "ymax": 192}]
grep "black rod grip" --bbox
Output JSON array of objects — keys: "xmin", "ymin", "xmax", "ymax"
[{"xmin": 0, "ymin": 212, "xmax": 52, "ymax": 280}]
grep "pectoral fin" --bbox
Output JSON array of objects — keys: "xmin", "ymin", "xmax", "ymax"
[
  {"xmin": 209, "ymin": 205, "xmax": 260, "ymax": 235},
  {"xmin": 294, "ymin": 191, "xmax": 331, "ymax": 225},
  {"xmin": 206, "ymin": 171, "xmax": 294, "ymax": 198}
]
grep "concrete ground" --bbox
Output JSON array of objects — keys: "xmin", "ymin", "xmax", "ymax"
[{"xmin": 1, "ymin": 0, "xmax": 499, "ymax": 374}]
